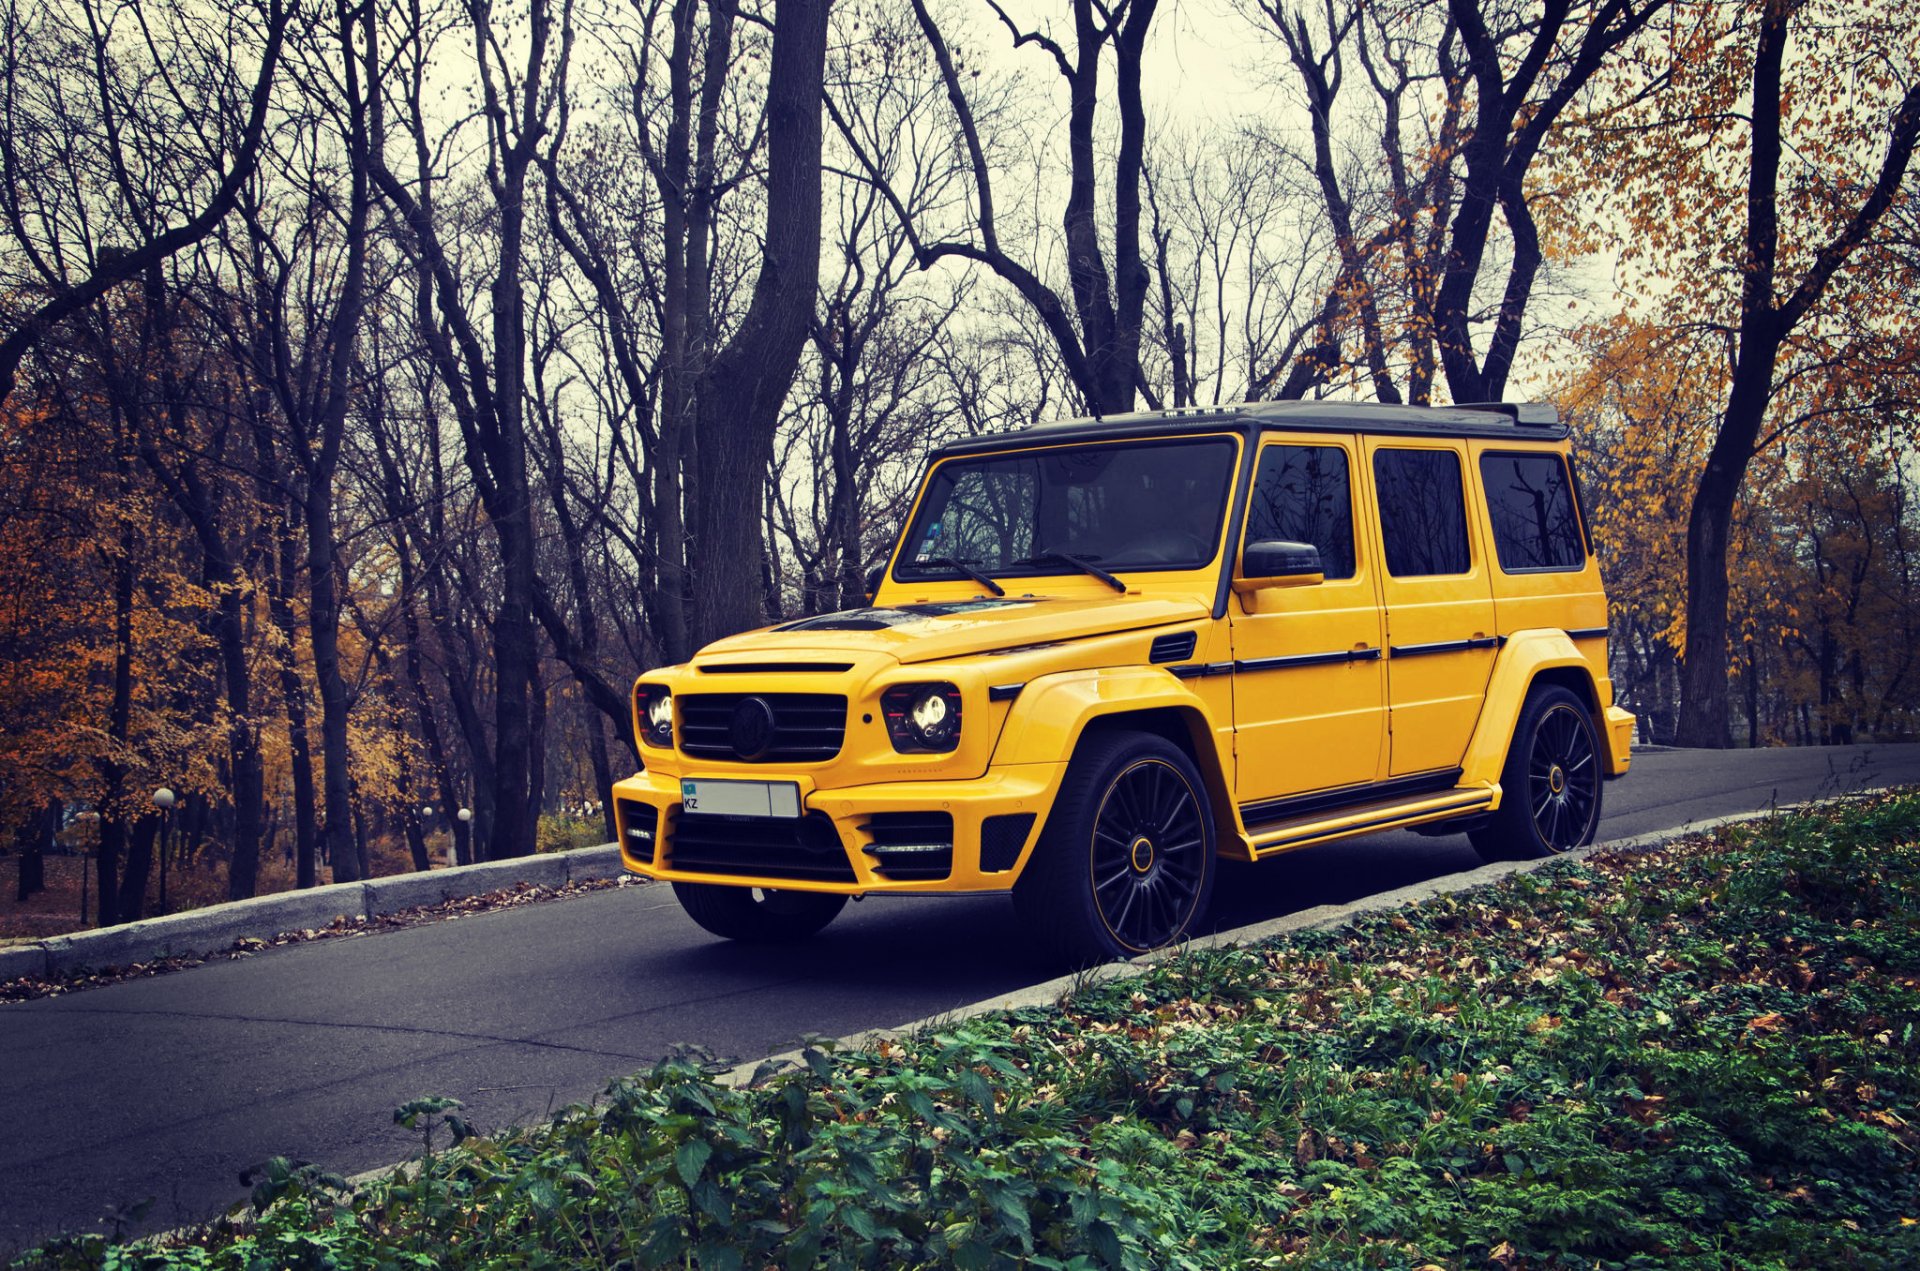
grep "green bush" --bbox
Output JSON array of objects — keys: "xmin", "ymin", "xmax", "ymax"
[{"xmin": 534, "ymin": 814, "xmax": 605, "ymax": 855}]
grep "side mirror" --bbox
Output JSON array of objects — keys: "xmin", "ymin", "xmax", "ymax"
[
  {"xmin": 1234, "ymin": 540, "xmax": 1324, "ymax": 601},
  {"xmin": 864, "ymin": 564, "xmax": 884, "ymax": 600}
]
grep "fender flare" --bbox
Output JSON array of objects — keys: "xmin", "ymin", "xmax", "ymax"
[
  {"xmin": 1459, "ymin": 629, "xmax": 1605, "ymax": 788},
  {"xmin": 991, "ymin": 666, "xmax": 1241, "ymax": 852}
]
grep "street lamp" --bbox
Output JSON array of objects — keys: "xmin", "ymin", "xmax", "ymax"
[
  {"xmin": 454, "ymin": 807, "xmax": 472, "ymax": 869},
  {"xmin": 152, "ymin": 788, "xmax": 176, "ymax": 913}
]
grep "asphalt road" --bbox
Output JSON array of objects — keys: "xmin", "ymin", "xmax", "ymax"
[{"xmin": 4, "ymin": 742, "xmax": 1917, "ymax": 1253}]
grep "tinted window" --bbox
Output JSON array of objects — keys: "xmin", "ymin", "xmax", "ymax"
[
  {"xmin": 1480, "ymin": 452, "xmax": 1586, "ymax": 572},
  {"xmin": 897, "ymin": 438, "xmax": 1237, "ymax": 578},
  {"xmin": 1373, "ymin": 448, "xmax": 1471, "ymax": 576},
  {"xmin": 1246, "ymin": 444, "xmax": 1356, "ymax": 579}
]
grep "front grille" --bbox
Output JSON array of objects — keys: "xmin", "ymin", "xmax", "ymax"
[
  {"xmin": 860, "ymin": 812, "xmax": 954, "ymax": 882},
  {"xmin": 618, "ymin": 799, "xmax": 659, "ymax": 864},
  {"xmin": 980, "ymin": 813, "xmax": 1036, "ymax": 872},
  {"xmin": 678, "ymin": 693, "xmax": 847, "ymax": 763},
  {"xmin": 666, "ymin": 809, "xmax": 856, "ymax": 882}
]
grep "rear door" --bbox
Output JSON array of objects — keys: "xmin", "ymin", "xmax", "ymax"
[{"xmin": 1364, "ymin": 439, "xmax": 1498, "ymax": 777}]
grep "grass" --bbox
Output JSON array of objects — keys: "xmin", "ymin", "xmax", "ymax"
[{"xmin": 16, "ymin": 793, "xmax": 1920, "ymax": 1269}]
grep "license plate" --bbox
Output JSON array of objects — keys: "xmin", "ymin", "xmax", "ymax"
[{"xmin": 679, "ymin": 778, "xmax": 802, "ymax": 819}]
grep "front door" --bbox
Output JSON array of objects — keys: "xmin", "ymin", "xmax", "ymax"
[
  {"xmin": 1230, "ymin": 436, "xmax": 1387, "ymax": 805},
  {"xmin": 1364, "ymin": 439, "xmax": 1498, "ymax": 776}
]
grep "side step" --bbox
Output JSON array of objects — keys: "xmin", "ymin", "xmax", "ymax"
[{"xmin": 1245, "ymin": 785, "xmax": 1494, "ymax": 858}]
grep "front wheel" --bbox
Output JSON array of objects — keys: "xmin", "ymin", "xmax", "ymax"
[
  {"xmin": 1469, "ymin": 685, "xmax": 1603, "ymax": 861},
  {"xmin": 672, "ymin": 882, "xmax": 847, "ymax": 943},
  {"xmin": 1014, "ymin": 730, "xmax": 1217, "ymax": 965}
]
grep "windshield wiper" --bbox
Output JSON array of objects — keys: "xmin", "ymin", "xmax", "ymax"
[
  {"xmin": 910, "ymin": 556, "xmax": 1005, "ymax": 596},
  {"xmin": 1016, "ymin": 548, "xmax": 1126, "ymax": 593}
]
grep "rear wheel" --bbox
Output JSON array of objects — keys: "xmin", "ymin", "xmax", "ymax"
[
  {"xmin": 1014, "ymin": 729, "xmax": 1216, "ymax": 965},
  {"xmin": 672, "ymin": 882, "xmax": 847, "ymax": 943},
  {"xmin": 1469, "ymin": 685, "xmax": 1603, "ymax": 861}
]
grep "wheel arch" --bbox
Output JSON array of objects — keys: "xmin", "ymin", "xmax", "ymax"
[
  {"xmin": 1460, "ymin": 631, "xmax": 1604, "ymax": 791},
  {"xmin": 992, "ymin": 669, "xmax": 1239, "ymax": 860}
]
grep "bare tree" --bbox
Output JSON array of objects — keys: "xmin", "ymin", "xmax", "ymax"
[{"xmin": 0, "ymin": 0, "xmax": 290, "ymax": 407}]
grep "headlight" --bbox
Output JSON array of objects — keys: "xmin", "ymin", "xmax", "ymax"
[
  {"xmin": 909, "ymin": 689, "xmax": 953, "ymax": 744},
  {"xmin": 640, "ymin": 686, "xmax": 673, "ymax": 748},
  {"xmin": 882, "ymin": 683, "xmax": 962, "ymax": 753}
]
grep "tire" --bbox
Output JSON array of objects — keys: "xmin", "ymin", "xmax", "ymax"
[
  {"xmin": 1013, "ymin": 729, "xmax": 1217, "ymax": 965},
  {"xmin": 672, "ymin": 882, "xmax": 847, "ymax": 943},
  {"xmin": 1469, "ymin": 685, "xmax": 1604, "ymax": 862}
]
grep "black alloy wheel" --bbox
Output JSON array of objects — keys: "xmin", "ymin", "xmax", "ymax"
[
  {"xmin": 1014, "ymin": 729, "xmax": 1217, "ymax": 964},
  {"xmin": 1470, "ymin": 685, "xmax": 1603, "ymax": 861},
  {"xmin": 1090, "ymin": 757, "xmax": 1210, "ymax": 950}
]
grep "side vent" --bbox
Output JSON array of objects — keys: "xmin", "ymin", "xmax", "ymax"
[
  {"xmin": 980, "ymin": 813, "xmax": 1036, "ymax": 872},
  {"xmin": 1149, "ymin": 631, "xmax": 1198, "ymax": 664},
  {"xmin": 860, "ymin": 812, "xmax": 954, "ymax": 882}
]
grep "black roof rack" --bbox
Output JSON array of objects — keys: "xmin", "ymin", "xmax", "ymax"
[
  {"xmin": 1451, "ymin": 401, "xmax": 1560, "ymax": 426},
  {"xmin": 938, "ymin": 399, "xmax": 1569, "ymax": 457}
]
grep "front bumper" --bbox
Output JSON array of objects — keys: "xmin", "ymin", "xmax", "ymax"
[
  {"xmin": 1603, "ymin": 705, "xmax": 1635, "ymax": 776},
  {"xmin": 610, "ymin": 762, "xmax": 1067, "ymax": 893}
]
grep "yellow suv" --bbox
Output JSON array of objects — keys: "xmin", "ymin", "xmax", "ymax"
[{"xmin": 612, "ymin": 402, "xmax": 1633, "ymax": 962}]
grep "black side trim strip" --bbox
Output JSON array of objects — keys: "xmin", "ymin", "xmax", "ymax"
[
  {"xmin": 1235, "ymin": 647, "xmax": 1380, "ymax": 673},
  {"xmin": 989, "ymin": 683, "xmax": 1025, "ymax": 702},
  {"xmin": 1389, "ymin": 637, "xmax": 1500, "ymax": 658},
  {"xmin": 1241, "ymin": 767, "xmax": 1464, "ymax": 829},
  {"xmin": 1566, "ymin": 627, "xmax": 1608, "ymax": 640},
  {"xmin": 1169, "ymin": 661, "xmax": 1234, "ymax": 680},
  {"xmin": 1253, "ymin": 793, "xmax": 1493, "ymax": 849}
]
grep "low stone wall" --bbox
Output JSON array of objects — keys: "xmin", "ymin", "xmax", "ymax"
[{"xmin": 0, "ymin": 844, "xmax": 627, "ymax": 982}]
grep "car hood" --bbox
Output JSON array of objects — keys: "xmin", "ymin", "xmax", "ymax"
[{"xmin": 693, "ymin": 594, "xmax": 1210, "ymax": 666}]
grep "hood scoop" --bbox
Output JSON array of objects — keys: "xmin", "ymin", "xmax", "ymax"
[
  {"xmin": 774, "ymin": 598, "xmax": 1041, "ymax": 632},
  {"xmin": 697, "ymin": 661, "xmax": 853, "ymax": 674}
]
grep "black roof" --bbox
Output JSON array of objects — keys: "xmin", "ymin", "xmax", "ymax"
[{"xmin": 935, "ymin": 399, "xmax": 1569, "ymax": 458}]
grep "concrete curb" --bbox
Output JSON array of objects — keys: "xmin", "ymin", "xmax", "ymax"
[{"xmin": 3, "ymin": 844, "xmax": 626, "ymax": 980}]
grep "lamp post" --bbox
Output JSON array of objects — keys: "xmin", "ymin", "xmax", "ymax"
[
  {"xmin": 152, "ymin": 788, "xmax": 176, "ymax": 913},
  {"xmin": 455, "ymin": 807, "xmax": 472, "ymax": 869}
]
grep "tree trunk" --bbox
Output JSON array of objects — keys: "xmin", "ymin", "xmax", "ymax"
[
  {"xmin": 273, "ymin": 525, "xmax": 320, "ymax": 887},
  {"xmin": 307, "ymin": 483, "xmax": 360, "ymax": 879},
  {"xmin": 14, "ymin": 803, "xmax": 53, "ymax": 902},
  {"xmin": 1675, "ymin": 4, "xmax": 1919, "ymax": 744},
  {"xmin": 117, "ymin": 816, "xmax": 157, "ymax": 922},
  {"xmin": 686, "ymin": 0, "xmax": 830, "ymax": 646}
]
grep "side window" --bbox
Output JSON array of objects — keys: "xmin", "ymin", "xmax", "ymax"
[
  {"xmin": 1480, "ymin": 452, "xmax": 1586, "ymax": 572},
  {"xmin": 1373, "ymin": 448, "xmax": 1471, "ymax": 577},
  {"xmin": 1246, "ymin": 444, "xmax": 1356, "ymax": 579}
]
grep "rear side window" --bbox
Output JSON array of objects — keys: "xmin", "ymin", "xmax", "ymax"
[
  {"xmin": 1373, "ymin": 448, "xmax": 1471, "ymax": 576},
  {"xmin": 1246, "ymin": 444, "xmax": 1356, "ymax": 579},
  {"xmin": 1480, "ymin": 452, "xmax": 1586, "ymax": 572}
]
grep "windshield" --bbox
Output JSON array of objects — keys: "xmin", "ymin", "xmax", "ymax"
[{"xmin": 895, "ymin": 437, "xmax": 1238, "ymax": 582}]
